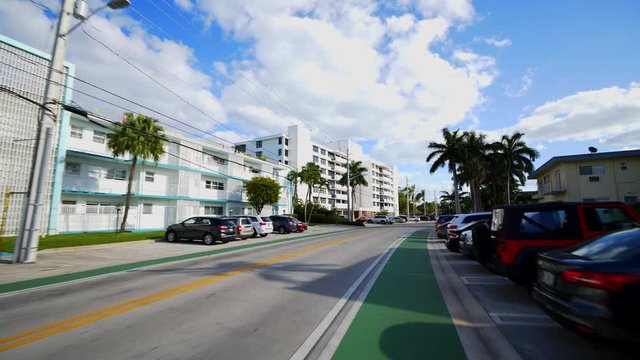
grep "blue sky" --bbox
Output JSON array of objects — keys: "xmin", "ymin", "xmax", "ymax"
[{"xmin": 1, "ymin": 0, "xmax": 639, "ymax": 200}]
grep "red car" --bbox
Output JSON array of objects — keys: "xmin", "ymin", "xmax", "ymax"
[
  {"xmin": 295, "ymin": 220, "xmax": 308, "ymax": 232},
  {"xmin": 355, "ymin": 216, "xmax": 368, "ymax": 223}
]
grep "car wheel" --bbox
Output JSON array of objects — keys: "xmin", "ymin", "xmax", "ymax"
[
  {"xmin": 165, "ymin": 230, "xmax": 177, "ymax": 242},
  {"xmin": 367, "ymin": 220, "xmax": 373, "ymax": 223},
  {"xmin": 203, "ymin": 233, "xmax": 215, "ymax": 245},
  {"xmin": 260, "ymin": 234, "xmax": 268, "ymax": 238},
  {"xmin": 278, "ymin": 226, "xmax": 287, "ymax": 234}
]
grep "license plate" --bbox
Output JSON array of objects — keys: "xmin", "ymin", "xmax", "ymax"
[{"xmin": 540, "ymin": 270, "xmax": 555, "ymax": 286}]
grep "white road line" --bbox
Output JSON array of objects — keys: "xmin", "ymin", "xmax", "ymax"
[
  {"xmin": 489, "ymin": 313, "xmax": 560, "ymax": 327},
  {"xmin": 289, "ymin": 232, "xmax": 409, "ymax": 360}
]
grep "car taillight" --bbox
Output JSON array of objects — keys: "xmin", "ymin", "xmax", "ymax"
[
  {"xmin": 560, "ymin": 270, "xmax": 640, "ymax": 291},
  {"xmin": 448, "ymin": 232, "xmax": 458, "ymax": 238},
  {"xmin": 260, "ymin": 222, "xmax": 267, "ymax": 225},
  {"xmin": 448, "ymin": 224, "xmax": 457, "ymax": 229},
  {"xmin": 218, "ymin": 226, "xmax": 227, "ymax": 230},
  {"xmin": 237, "ymin": 225, "xmax": 243, "ymax": 231}
]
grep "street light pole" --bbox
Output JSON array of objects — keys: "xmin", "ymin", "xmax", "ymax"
[
  {"xmin": 14, "ymin": 0, "xmax": 131, "ymax": 263},
  {"xmin": 346, "ymin": 146, "xmax": 351, "ymax": 222}
]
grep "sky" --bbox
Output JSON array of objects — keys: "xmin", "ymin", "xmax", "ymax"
[{"xmin": 1, "ymin": 0, "xmax": 639, "ymax": 202}]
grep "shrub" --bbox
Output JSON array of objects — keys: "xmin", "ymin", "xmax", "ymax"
[
  {"xmin": 342, "ymin": 221, "xmax": 365, "ymax": 226},
  {"xmin": 309, "ymin": 214, "xmax": 330, "ymax": 224}
]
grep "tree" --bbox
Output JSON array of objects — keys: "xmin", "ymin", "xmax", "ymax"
[
  {"xmin": 245, "ymin": 176, "xmax": 281, "ymax": 215},
  {"xmin": 107, "ymin": 113, "xmax": 166, "ymax": 232},
  {"xmin": 415, "ymin": 189, "xmax": 426, "ymax": 215},
  {"xmin": 287, "ymin": 170, "xmax": 301, "ymax": 204},
  {"xmin": 299, "ymin": 162, "xmax": 322, "ymax": 222},
  {"xmin": 338, "ymin": 160, "xmax": 368, "ymax": 219},
  {"xmin": 427, "ymin": 128, "xmax": 465, "ymax": 214},
  {"xmin": 458, "ymin": 131, "xmax": 489, "ymax": 212},
  {"xmin": 492, "ymin": 132, "xmax": 539, "ymax": 205}
]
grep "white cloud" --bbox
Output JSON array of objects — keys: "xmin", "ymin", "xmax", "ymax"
[
  {"xmin": 474, "ymin": 36, "xmax": 511, "ymax": 48},
  {"xmin": 174, "ymin": 0, "xmax": 194, "ymax": 12},
  {"xmin": 505, "ymin": 68, "xmax": 534, "ymax": 97},
  {"xmin": 410, "ymin": 0, "xmax": 475, "ymax": 23},
  {"xmin": 502, "ymin": 83, "xmax": 640, "ymax": 147}
]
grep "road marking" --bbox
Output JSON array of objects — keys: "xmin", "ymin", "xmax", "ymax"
[
  {"xmin": 290, "ymin": 232, "xmax": 409, "ymax": 360},
  {"xmin": 0, "ymin": 229, "xmax": 386, "ymax": 352},
  {"xmin": 489, "ymin": 313, "xmax": 560, "ymax": 327},
  {"xmin": 461, "ymin": 276, "xmax": 512, "ymax": 285}
]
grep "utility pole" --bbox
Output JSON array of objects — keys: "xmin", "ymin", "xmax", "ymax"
[
  {"xmin": 14, "ymin": 0, "xmax": 76, "ymax": 263},
  {"xmin": 346, "ymin": 146, "xmax": 351, "ymax": 221},
  {"xmin": 434, "ymin": 189, "xmax": 438, "ymax": 217}
]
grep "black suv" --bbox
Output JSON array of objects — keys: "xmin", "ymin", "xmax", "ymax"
[
  {"xmin": 270, "ymin": 215, "xmax": 298, "ymax": 234},
  {"xmin": 165, "ymin": 217, "xmax": 238, "ymax": 245}
]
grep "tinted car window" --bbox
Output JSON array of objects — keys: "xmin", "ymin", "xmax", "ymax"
[
  {"xmin": 463, "ymin": 215, "xmax": 490, "ymax": 224},
  {"xmin": 520, "ymin": 210, "xmax": 567, "ymax": 234},
  {"xmin": 583, "ymin": 207, "xmax": 634, "ymax": 232},
  {"xmin": 571, "ymin": 229, "xmax": 640, "ymax": 260},
  {"xmin": 183, "ymin": 218, "xmax": 196, "ymax": 225},
  {"xmin": 220, "ymin": 220, "xmax": 236, "ymax": 227},
  {"xmin": 241, "ymin": 218, "xmax": 252, "ymax": 225}
]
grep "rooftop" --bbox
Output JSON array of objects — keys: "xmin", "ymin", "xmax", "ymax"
[{"xmin": 529, "ymin": 149, "xmax": 640, "ymax": 179}]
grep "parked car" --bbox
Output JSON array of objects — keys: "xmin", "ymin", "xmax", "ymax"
[
  {"xmin": 393, "ymin": 216, "xmax": 406, "ymax": 223},
  {"xmin": 295, "ymin": 219, "xmax": 308, "ymax": 232},
  {"xmin": 479, "ymin": 202, "xmax": 640, "ymax": 286},
  {"xmin": 229, "ymin": 216, "xmax": 254, "ymax": 240},
  {"xmin": 533, "ymin": 228, "xmax": 640, "ymax": 344},
  {"xmin": 399, "ymin": 215, "xmax": 408, "ymax": 222},
  {"xmin": 409, "ymin": 216, "xmax": 420, "ymax": 222},
  {"xmin": 369, "ymin": 215, "xmax": 393, "ymax": 224},
  {"xmin": 248, "ymin": 215, "xmax": 273, "ymax": 237},
  {"xmin": 420, "ymin": 215, "xmax": 432, "ymax": 221},
  {"xmin": 444, "ymin": 212, "xmax": 491, "ymax": 252},
  {"xmin": 354, "ymin": 216, "xmax": 368, "ymax": 223},
  {"xmin": 458, "ymin": 219, "xmax": 492, "ymax": 259},
  {"xmin": 165, "ymin": 217, "xmax": 238, "ymax": 245},
  {"xmin": 270, "ymin": 215, "xmax": 298, "ymax": 234},
  {"xmin": 435, "ymin": 215, "xmax": 455, "ymax": 239}
]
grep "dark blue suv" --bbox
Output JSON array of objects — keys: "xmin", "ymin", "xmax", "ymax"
[{"xmin": 269, "ymin": 215, "xmax": 298, "ymax": 234}]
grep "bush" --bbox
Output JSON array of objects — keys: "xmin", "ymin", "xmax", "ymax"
[
  {"xmin": 342, "ymin": 221, "xmax": 365, "ymax": 226},
  {"xmin": 309, "ymin": 214, "xmax": 331, "ymax": 224}
]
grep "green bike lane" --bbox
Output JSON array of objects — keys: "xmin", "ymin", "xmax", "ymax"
[{"xmin": 332, "ymin": 229, "xmax": 466, "ymax": 359}]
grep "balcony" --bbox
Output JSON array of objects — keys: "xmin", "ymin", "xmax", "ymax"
[{"xmin": 538, "ymin": 183, "xmax": 566, "ymax": 196}]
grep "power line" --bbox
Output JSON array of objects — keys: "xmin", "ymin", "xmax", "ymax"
[{"xmin": 142, "ymin": 0, "xmax": 191, "ymax": 33}]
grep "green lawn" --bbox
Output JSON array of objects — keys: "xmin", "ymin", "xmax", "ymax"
[{"xmin": 1, "ymin": 231, "xmax": 165, "ymax": 253}]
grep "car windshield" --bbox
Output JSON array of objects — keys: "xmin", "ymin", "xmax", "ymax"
[{"xmin": 570, "ymin": 229, "xmax": 640, "ymax": 261}]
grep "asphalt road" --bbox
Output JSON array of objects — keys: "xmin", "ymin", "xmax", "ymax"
[{"xmin": 0, "ymin": 224, "xmax": 419, "ymax": 360}]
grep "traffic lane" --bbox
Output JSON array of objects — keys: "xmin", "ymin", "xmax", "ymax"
[
  {"xmin": 1, "ymin": 226, "xmax": 416, "ymax": 359},
  {"xmin": 0, "ymin": 228, "xmax": 377, "ymax": 340},
  {"xmin": 442, "ymin": 250, "xmax": 636, "ymax": 360}
]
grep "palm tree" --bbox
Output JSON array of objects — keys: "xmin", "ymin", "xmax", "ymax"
[
  {"xmin": 287, "ymin": 170, "xmax": 301, "ymax": 204},
  {"xmin": 492, "ymin": 132, "xmax": 539, "ymax": 205},
  {"xmin": 415, "ymin": 189, "xmax": 426, "ymax": 215},
  {"xmin": 458, "ymin": 131, "xmax": 488, "ymax": 212},
  {"xmin": 338, "ymin": 160, "xmax": 368, "ymax": 219},
  {"xmin": 107, "ymin": 113, "xmax": 166, "ymax": 232},
  {"xmin": 401, "ymin": 184, "xmax": 416, "ymax": 216},
  {"xmin": 299, "ymin": 162, "xmax": 322, "ymax": 222},
  {"xmin": 427, "ymin": 128, "xmax": 465, "ymax": 214}
]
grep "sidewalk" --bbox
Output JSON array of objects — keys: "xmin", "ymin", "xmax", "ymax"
[{"xmin": 0, "ymin": 225, "xmax": 357, "ymax": 293}]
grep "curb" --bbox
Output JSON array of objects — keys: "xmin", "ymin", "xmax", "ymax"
[
  {"xmin": 0, "ymin": 228, "xmax": 361, "ymax": 295},
  {"xmin": 429, "ymin": 241, "xmax": 522, "ymax": 360}
]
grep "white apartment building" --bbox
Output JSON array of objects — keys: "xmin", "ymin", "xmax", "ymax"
[
  {"xmin": 235, "ymin": 125, "xmax": 399, "ymax": 217},
  {"xmin": 56, "ymin": 114, "xmax": 292, "ymax": 233}
]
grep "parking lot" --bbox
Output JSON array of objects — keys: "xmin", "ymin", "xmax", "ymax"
[{"xmin": 429, "ymin": 230, "xmax": 636, "ymax": 360}]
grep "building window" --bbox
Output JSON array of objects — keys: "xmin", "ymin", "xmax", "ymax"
[
  {"xmin": 70, "ymin": 125, "xmax": 83, "ymax": 139},
  {"xmin": 313, "ymin": 156, "xmax": 319, "ymax": 163},
  {"xmin": 62, "ymin": 200, "xmax": 76, "ymax": 205},
  {"xmin": 205, "ymin": 154, "xmax": 227, "ymax": 166},
  {"xmin": 65, "ymin": 162, "xmax": 81, "ymax": 176},
  {"xmin": 105, "ymin": 168, "xmax": 127, "ymax": 181},
  {"xmin": 143, "ymin": 203, "xmax": 153, "ymax": 214},
  {"xmin": 205, "ymin": 180, "xmax": 224, "ymax": 190},
  {"xmin": 313, "ymin": 146, "xmax": 319, "ymax": 153},
  {"xmin": 554, "ymin": 170, "xmax": 561, "ymax": 189},
  {"xmin": 285, "ymin": 160, "xmax": 289, "ymax": 165},
  {"xmin": 579, "ymin": 165, "xmax": 605, "ymax": 176},
  {"xmin": 204, "ymin": 206, "xmax": 223, "ymax": 215},
  {"xmin": 93, "ymin": 130, "xmax": 106, "ymax": 144},
  {"xmin": 320, "ymin": 159, "xmax": 326, "ymax": 165},
  {"xmin": 620, "ymin": 162, "xmax": 628, "ymax": 171},
  {"xmin": 588, "ymin": 176, "xmax": 600, "ymax": 183},
  {"xmin": 278, "ymin": 137, "xmax": 282, "ymax": 145},
  {"xmin": 256, "ymin": 151, "xmax": 262, "ymax": 157},
  {"xmin": 278, "ymin": 149, "xmax": 282, "ymax": 156},
  {"xmin": 321, "ymin": 149, "xmax": 326, "ymax": 155},
  {"xmin": 624, "ymin": 196, "xmax": 638, "ymax": 204},
  {"xmin": 256, "ymin": 140, "xmax": 262, "ymax": 148},
  {"xmin": 285, "ymin": 149, "xmax": 289, "ymax": 157},
  {"xmin": 285, "ymin": 138, "xmax": 289, "ymax": 146},
  {"xmin": 145, "ymin": 171, "xmax": 155, "ymax": 182}
]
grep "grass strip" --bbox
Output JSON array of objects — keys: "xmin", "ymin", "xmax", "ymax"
[
  {"xmin": 332, "ymin": 229, "xmax": 466, "ymax": 360},
  {"xmin": 1, "ymin": 231, "xmax": 166, "ymax": 253}
]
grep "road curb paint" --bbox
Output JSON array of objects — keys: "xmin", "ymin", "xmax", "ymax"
[{"xmin": 0, "ymin": 228, "xmax": 360, "ymax": 295}]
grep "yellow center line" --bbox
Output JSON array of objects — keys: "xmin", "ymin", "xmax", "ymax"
[{"xmin": 0, "ymin": 228, "xmax": 390, "ymax": 352}]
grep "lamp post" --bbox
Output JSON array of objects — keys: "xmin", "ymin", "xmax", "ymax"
[
  {"xmin": 115, "ymin": 205, "xmax": 122, "ymax": 234},
  {"xmin": 14, "ymin": 0, "xmax": 131, "ymax": 264}
]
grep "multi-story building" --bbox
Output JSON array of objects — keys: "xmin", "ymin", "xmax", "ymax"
[
  {"xmin": 0, "ymin": 35, "xmax": 75, "ymax": 237},
  {"xmin": 530, "ymin": 149, "xmax": 640, "ymax": 204},
  {"xmin": 55, "ymin": 114, "xmax": 293, "ymax": 233},
  {"xmin": 235, "ymin": 125, "xmax": 399, "ymax": 217}
]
